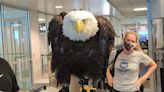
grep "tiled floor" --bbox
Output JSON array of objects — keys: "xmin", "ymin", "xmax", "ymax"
[
  {"xmin": 39, "ymin": 75, "xmax": 151, "ymax": 92},
  {"xmin": 37, "ymin": 81, "xmax": 151, "ymax": 92},
  {"xmin": 40, "ymin": 86, "xmax": 59, "ymax": 92},
  {"xmin": 40, "ymin": 86, "xmax": 151, "ymax": 92}
]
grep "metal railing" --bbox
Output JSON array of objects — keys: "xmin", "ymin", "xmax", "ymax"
[{"xmin": 11, "ymin": 58, "xmax": 33, "ymax": 91}]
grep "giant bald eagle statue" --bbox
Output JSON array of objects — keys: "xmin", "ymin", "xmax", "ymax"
[{"xmin": 48, "ymin": 10, "xmax": 115, "ymax": 92}]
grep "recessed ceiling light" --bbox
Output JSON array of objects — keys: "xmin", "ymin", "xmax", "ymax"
[
  {"xmin": 55, "ymin": 6, "xmax": 63, "ymax": 9},
  {"xmin": 140, "ymin": 21, "xmax": 147, "ymax": 24},
  {"xmin": 38, "ymin": 18, "xmax": 45, "ymax": 22},
  {"xmin": 133, "ymin": 7, "xmax": 147, "ymax": 11}
]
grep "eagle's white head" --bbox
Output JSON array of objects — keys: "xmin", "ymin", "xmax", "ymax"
[{"xmin": 62, "ymin": 10, "xmax": 99, "ymax": 41}]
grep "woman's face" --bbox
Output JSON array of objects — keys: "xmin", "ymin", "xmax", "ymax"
[
  {"xmin": 124, "ymin": 34, "xmax": 137, "ymax": 51},
  {"xmin": 125, "ymin": 34, "xmax": 137, "ymax": 43}
]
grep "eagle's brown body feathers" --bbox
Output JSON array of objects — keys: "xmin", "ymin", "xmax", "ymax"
[{"xmin": 48, "ymin": 13, "xmax": 115, "ymax": 87}]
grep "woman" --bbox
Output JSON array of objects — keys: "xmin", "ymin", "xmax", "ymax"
[
  {"xmin": 106, "ymin": 31, "xmax": 157, "ymax": 92},
  {"xmin": 0, "ymin": 57, "xmax": 20, "ymax": 92}
]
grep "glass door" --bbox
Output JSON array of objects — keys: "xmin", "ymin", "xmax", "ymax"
[
  {"xmin": 38, "ymin": 13, "xmax": 54, "ymax": 85},
  {"xmin": 0, "ymin": 6, "xmax": 3, "ymax": 57},
  {"xmin": 1, "ymin": 6, "xmax": 32, "ymax": 90},
  {"xmin": 46, "ymin": 15, "xmax": 54, "ymax": 85},
  {"xmin": 38, "ymin": 13, "xmax": 50, "ymax": 84}
]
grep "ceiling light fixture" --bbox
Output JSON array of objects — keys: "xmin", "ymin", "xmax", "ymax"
[
  {"xmin": 55, "ymin": 6, "xmax": 63, "ymax": 9},
  {"xmin": 38, "ymin": 18, "xmax": 45, "ymax": 22},
  {"xmin": 133, "ymin": 7, "xmax": 147, "ymax": 11}
]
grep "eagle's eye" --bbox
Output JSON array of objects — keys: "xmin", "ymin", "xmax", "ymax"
[{"xmin": 82, "ymin": 19, "xmax": 89, "ymax": 24}]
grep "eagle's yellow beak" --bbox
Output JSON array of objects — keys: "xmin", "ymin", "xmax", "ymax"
[{"xmin": 75, "ymin": 20, "xmax": 84, "ymax": 32}]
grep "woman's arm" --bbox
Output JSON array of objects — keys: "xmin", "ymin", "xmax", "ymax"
[
  {"xmin": 106, "ymin": 65, "xmax": 114, "ymax": 87},
  {"xmin": 136, "ymin": 60, "xmax": 157, "ymax": 89}
]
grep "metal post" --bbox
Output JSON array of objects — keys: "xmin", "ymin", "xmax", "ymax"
[{"xmin": 146, "ymin": 0, "xmax": 156, "ymax": 92}]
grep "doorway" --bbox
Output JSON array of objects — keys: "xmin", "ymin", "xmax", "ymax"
[{"xmin": 0, "ymin": 5, "xmax": 32, "ymax": 90}]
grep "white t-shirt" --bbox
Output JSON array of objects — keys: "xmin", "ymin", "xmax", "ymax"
[{"xmin": 108, "ymin": 50, "xmax": 152, "ymax": 91}]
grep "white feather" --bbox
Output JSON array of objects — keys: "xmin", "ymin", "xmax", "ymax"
[{"xmin": 62, "ymin": 10, "xmax": 99, "ymax": 41}]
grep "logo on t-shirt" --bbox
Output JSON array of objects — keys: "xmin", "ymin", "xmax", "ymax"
[
  {"xmin": 118, "ymin": 61, "xmax": 130, "ymax": 72},
  {"xmin": 120, "ymin": 61, "xmax": 128, "ymax": 69}
]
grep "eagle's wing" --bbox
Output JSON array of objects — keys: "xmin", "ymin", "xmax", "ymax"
[
  {"xmin": 96, "ymin": 16, "xmax": 116, "ymax": 78},
  {"xmin": 96, "ymin": 16, "xmax": 115, "ymax": 57},
  {"xmin": 48, "ymin": 15, "xmax": 63, "ymax": 74},
  {"xmin": 48, "ymin": 15, "xmax": 63, "ymax": 52}
]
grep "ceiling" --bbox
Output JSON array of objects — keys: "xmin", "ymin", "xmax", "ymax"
[
  {"xmin": 108, "ymin": 0, "xmax": 147, "ymax": 18},
  {"xmin": 0, "ymin": 0, "xmax": 110, "ymax": 15},
  {"xmin": 0, "ymin": 0, "xmax": 147, "ymax": 18}
]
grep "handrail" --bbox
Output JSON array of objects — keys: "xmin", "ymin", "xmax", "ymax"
[
  {"xmin": 155, "ymin": 50, "xmax": 164, "ymax": 61},
  {"xmin": 41, "ymin": 54, "xmax": 52, "ymax": 57},
  {"xmin": 155, "ymin": 50, "xmax": 164, "ymax": 53},
  {"xmin": 6, "ymin": 53, "xmax": 29, "ymax": 55},
  {"xmin": 11, "ymin": 59, "xmax": 32, "ymax": 65},
  {"xmin": 10, "ymin": 58, "xmax": 33, "ymax": 91}
]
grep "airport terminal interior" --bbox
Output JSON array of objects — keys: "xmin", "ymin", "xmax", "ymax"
[{"xmin": 0, "ymin": 0, "xmax": 164, "ymax": 92}]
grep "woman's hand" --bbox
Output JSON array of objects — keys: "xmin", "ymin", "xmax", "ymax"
[
  {"xmin": 107, "ymin": 77, "xmax": 113, "ymax": 87},
  {"xmin": 135, "ymin": 60, "xmax": 157, "ymax": 90},
  {"xmin": 106, "ymin": 66, "xmax": 113, "ymax": 87},
  {"xmin": 17, "ymin": 89, "xmax": 21, "ymax": 92},
  {"xmin": 135, "ymin": 76, "xmax": 146, "ymax": 90}
]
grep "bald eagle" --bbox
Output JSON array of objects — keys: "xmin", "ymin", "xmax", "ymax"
[{"xmin": 48, "ymin": 10, "xmax": 115, "ymax": 92}]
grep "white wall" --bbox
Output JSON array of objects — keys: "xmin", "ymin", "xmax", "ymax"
[{"xmin": 29, "ymin": 10, "xmax": 42, "ymax": 83}]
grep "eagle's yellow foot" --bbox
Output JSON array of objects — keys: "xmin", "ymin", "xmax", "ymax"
[{"xmin": 80, "ymin": 85, "xmax": 96, "ymax": 92}]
